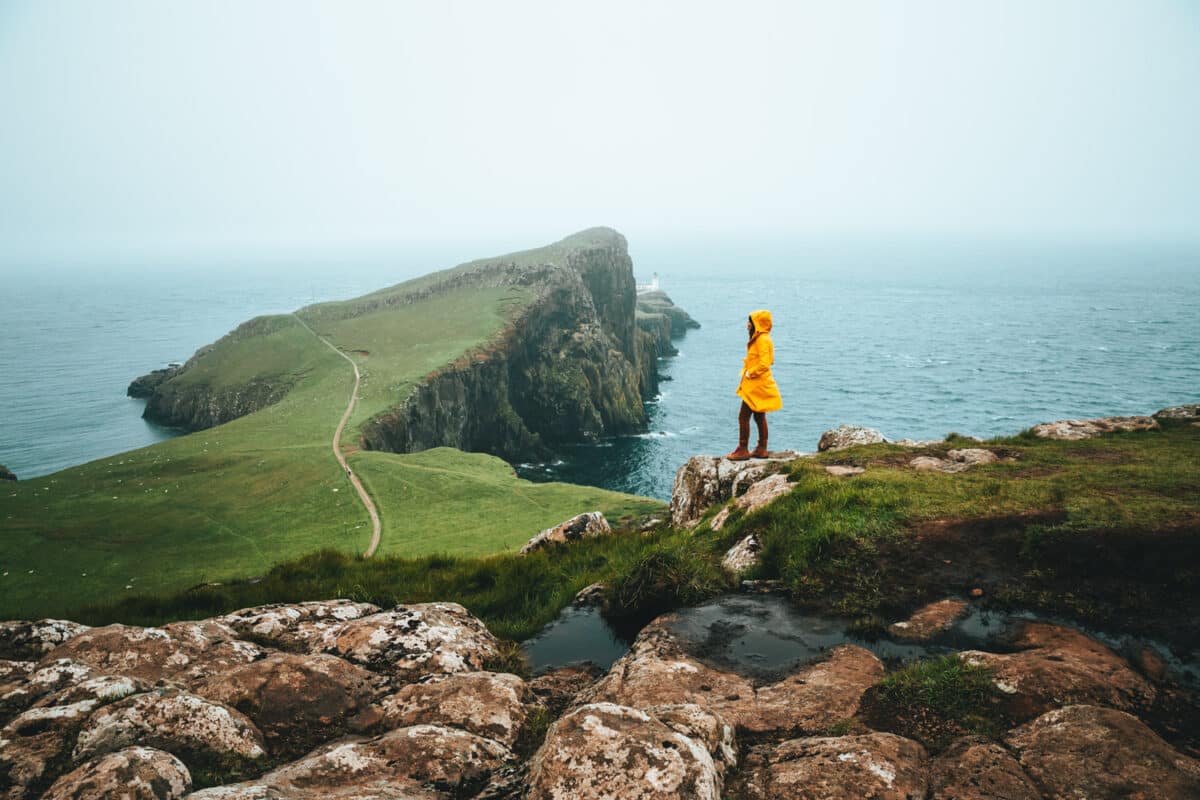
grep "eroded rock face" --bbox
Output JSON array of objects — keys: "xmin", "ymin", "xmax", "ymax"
[
  {"xmin": 73, "ymin": 688, "xmax": 266, "ymax": 772},
  {"xmin": 710, "ymin": 473, "xmax": 794, "ymax": 531},
  {"xmin": 43, "ymin": 746, "xmax": 191, "ymax": 800},
  {"xmin": 888, "ymin": 599, "xmax": 968, "ymax": 642},
  {"xmin": 580, "ymin": 616, "xmax": 883, "ymax": 737},
  {"xmin": 669, "ymin": 455, "xmax": 796, "ymax": 528},
  {"xmin": 958, "ymin": 621, "xmax": 1156, "ymax": 721},
  {"xmin": 372, "ymin": 671, "xmax": 527, "ymax": 748},
  {"xmin": 41, "ymin": 621, "xmax": 264, "ymax": 688},
  {"xmin": 929, "ymin": 736, "xmax": 1040, "ymax": 800},
  {"xmin": 720, "ymin": 534, "xmax": 762, "ymax": 575},
  {"xmin": 193, "ymin": 653, "xmax": 380, "ymax": 757},
  {"xmin": 318, "ymin": 603, "xmax": 501, "ymax": 680},
  {"xmin": 1030, "ymin": 415, "xmax": 1159, "ymax": 440},
  {"xmin": 218, "ymin": 600, "xmax": 381, "ymax": 652},
  {"xmin": 520, "ymin": 512, "xmax": 611, "ymax": 555},
  {"xmin": 527, "ymin": 703, "xmax": 723, "ymax": 800},
  {"xmin": 1005, "ymin": 704, "xmax": 1200, "ymax": 799},
  {"xmin": 734, "ymin": 733, "xmax": 928, "ymax": 800},
  {"xmin": 0, "ymin": 619, "xmax": 91, "ymax": 661},
  {"xmin": 817, "ymin": 424, "xmax": 887, "ymax": 452}
]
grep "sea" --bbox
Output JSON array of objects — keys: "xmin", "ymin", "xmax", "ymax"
[{"xmin": 2, "ymin": 236, "xmax": 1197, "ymax": 500}]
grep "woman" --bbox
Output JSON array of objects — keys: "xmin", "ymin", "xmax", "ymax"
[{"xmin": 727, "ymin": 309, "xmax": 782, "ymax": 460}]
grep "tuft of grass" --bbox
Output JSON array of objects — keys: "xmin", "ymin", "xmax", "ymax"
[
  {"xmin": 870, "ymin": 655, "xmax": 1003, "ymax": 750},
  {"xmin": 605, "ymin": 536, "xmax": 730, "ymax": 623}
]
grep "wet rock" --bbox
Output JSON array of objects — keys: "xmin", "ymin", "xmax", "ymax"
[
  {"xmin": 0, "ymin": 619, "xmax": 90, "ymax": 661},
  {"xmin": 1030, "ymin": 415, "xmax": 1158, "ymax": 440},
  {"xmin": 817, "ymin": 424, "xmax": 887, "ymax": 452},
  {"xmin": 1005, "ymin": 704, "xmax": 1200, "ymax": 799},
  {"xmin": 527, "ymin": 702, "xmax": 723, "ymax": 800},
  {"xmin": 929, "ymin": 736, "xmax": 1040, "ymax": 800},
  {"xmin": 823, "ymin": 465, "xmax": 865, "ymax": 477},
  {"xmin": 581, "ymin": 617, "xmax": 883, "ymax": 736},
  {"xmin": 959, "ymin": 621, "xmax": 1156, "ymax": 721},
  {"xmin": 720, "ymin": 534, "xmax": 761, "ymax": 575},
  {"xmin": 733, "ymin": 733, "xmax": 928, "ymax": 800},
  {"xmin": 193, "ymin": 653, "xmax": 379, "ymax": 757},
  {"xmin": 572, "ymin": 582, "xmax": 607, "ymax": 607},
  {"xmin": 371, "ymin": 671, "xmax": 527, "ymax": 748},
  {"xmin": 527, "ymin": 665, "xmax": 604, "ymax": 717},
  {"xmin": 193, "ymin": 725, "xmax": 513, "ymax": 799},
  {"xmin": 1153, "ymin": 403, "xmax": 1200, "ymax": 420},
  {"xmin": 520, "ymin": 511, "xmax": 611, "ymax": 555},
  {"xmin": 41, "ymin": 621, "xmax": 264, "ymax": 688},
  {"xmin": 888, "ymin": 599, "xmax": 968, "ymax": 642},
  {"xmin": 910, "ymin": 449, "xmax": 998, "ymax": 474},
  {"xmin": 318, "ymin": 603, "xmax": 501, "ymax": 681},
  {"xmin": 43, "ymin": 747, "xmax": 192, "ymax": 800},
  {"xmin": 710, "ymin": 473, "xmax": 794, "ymax": 532},
  {"xmin": 73, "ymin": 688, "xmax": 266, "ymax": 774},
  {"xmin": 218, "ymin": 600, "xmax": 381, "ymax": 652},
  {"xmin": 669, "ymin": 454, "xmax": 797, "ymax": 528}
]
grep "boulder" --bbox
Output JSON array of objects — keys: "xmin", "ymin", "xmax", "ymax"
[
  {"xmin": 1153, "ymin": 403, "xmax": 1200, "ymax": 420},
  {"xmin": 191, "ymin": 725, "xmax": 513, "ymax": 799},
  {"xmin": 193, "ymin": 653, "xmax": 380, "ymax": 757},
  {"xmin": 73, "ymin": 688, "xmax": 266, "ymax": 774},
  {"xmin": 720, "ymin": 534, "xmax": 761, "ymax": 575},
  {"xmin": 958, "ymin": 621, "xmax": 1156, "ymax": 721},
  {"xmin": 572, "ymin": 582, "xmax": 607, "ymax": 607},
  {"xmin": 733, "ymin": 733, "xmax": 928, "ymax": 800},
  {"xmin": 318, "ymin": 603, "xmax": 501, "ymax": 681},
  {"xmin": 910, "ymin": 449, "xmax": 998, "ymax": 474},
  {"xmin": 43, "ymin": 747, "xmax": 192, "ymax": 800},
  {"xmin": 817, "ymin": 424, "xmax": 887, "ymax": 452},
  {"xmin": 0, "ymin": 660, "xmax": 33, "ymax": 682},
  {"xmin": 1030, "ymin": 415, "xmax": 1158, "ymax": 440},
  {"xmin": 646, "ymin": 703, "xmax": 738, "ymax": 780},
  {"xmin": 669, "ymin": 454, "xmax": 797, "ymax": 528},
  {"xmin": 710, "ymin": 473, "xmax": 794, "ymax": 531},
  {"xmin": 527, "ymin": 665, "xmax": 604, "ymax": 717},
  {"xmin": 0, "ymin": 620, "xmax": 90, "ymax": 661},
  {"xmin": 218, "ymin": 600, "xmax": 381, "ymax": 652},
  {"xmin": 527, "ymin": 702, "xmax": 723, "ymax": 800},
  {"xmin": 888, "ymin": 599, "xmax": 968, "ymax": 642},
  {"xmin": 1, "ymin": 659, "xmax": 97, "ymax": 722},
  {"xmin": 580, "ymin": 616, "xmax": 883, "ymax": 737},
  {"xmin": 370, "ymin": 671, "xmax": 527, "ymax": 747},
  {"xmin": 40, "ymin": 621, "xmax": 264, "ymax": 688},
  {"xmin": 520, "ymin": 512, "xmax": 611, "ymax": 555},
  {"xmin": 1005, "ymin": 704, "xmax": 1200, "ymax": 799},
  {"xmin": 929, "ymin": 736, "xmax": 1040, "ymax": 800}
]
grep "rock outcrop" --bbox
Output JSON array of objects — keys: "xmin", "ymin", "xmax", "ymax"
[
  {"xmin": 817, "ymin": 424, "xmax": 888, "ymax": 451},
  {"xmin": 0, "ymin": 464, "xmax": 15, "ymax": 482},
  {"xmin": 721, "ymin": 534, "xmax": 762, "ymax": 576},
  {"xmin": 43, "ymin": 747, "xmax": 192, "ymax": 800},
  {"xmin": 125, "ymin": 365, "xmax": 181, "ymax": 399},
  {"xmin": 1030, "ymin": 415, "xmax": 1159, "ymax": 440},
  {"xmin": 369, "ymin": 671, "xmax": 527, "ymax": 748},
  {"xmin": 1154, "ymin": 403, "xmax": 1200, "ymax": 420},
  {"xmin": 909, "ymin": 448, "xmax": 999, "ymax": 473},
  {"xmin": 732, "ymin": 733, "xmax": 929, "ymax": 800},
  {"xmin": 519, "ymin": 512, "xmax": 611, "ymax": 555},
  {"xmin": 669, "ymin": 454, "xmax": 798, "ymax": 528},
  {"xmin": 709, "ymin": 473, "xmax": 794, "ymax": 531},
  {"xmin": 217, "ymin": 599, "xmax": 381, "ymax": 652},
  {"xmin": 0, "ymin": 619, "xmax": 90, "ymax": 660}
]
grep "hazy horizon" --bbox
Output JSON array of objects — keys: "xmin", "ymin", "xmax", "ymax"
[{"xmin": 2, "ymin": 1, "xmax": 1199, "ymax": 271}]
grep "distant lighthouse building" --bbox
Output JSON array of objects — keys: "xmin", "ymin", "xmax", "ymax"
[{"xmin": 636, "ymin": 272, "xmax": 661, "ymax": 295}]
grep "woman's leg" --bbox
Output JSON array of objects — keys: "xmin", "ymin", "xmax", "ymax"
[
  {"xmin": 751, "ymin": 411, "xmax": 768, "ymax": 455},
  {"xmin": 728, "ymin": 402, "xmax": 753, "ymax": 459}
]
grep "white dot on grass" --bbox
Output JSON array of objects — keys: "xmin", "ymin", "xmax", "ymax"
[
  {"xmin": 332, "ymin": 488, "xmax": 339, "ymax": 492},
  {"xmin": 124, "ymin": 585, "xmax": 132, "ymax": 590}
]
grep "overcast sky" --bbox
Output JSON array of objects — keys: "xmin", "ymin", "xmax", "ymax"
[{"xmin": 1, "ymin": 1, "xmax": 1198, "ymax": 264}]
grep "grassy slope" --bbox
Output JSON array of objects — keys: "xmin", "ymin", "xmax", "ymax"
[{"xmin": 0, "ymin": 266, "xmax": 661, "ymax": 619}]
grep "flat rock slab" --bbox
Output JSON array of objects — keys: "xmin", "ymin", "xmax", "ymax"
[
  {"xmin": 1031, "ymin": 415, "xmax": 1158, "ymax": 440},
  {"xmin": 218, "ymin": 600, "xmax": 381, "ymax": 652},
  {"xmin": 43, "ymin": 747, "xmax": 192, "ymax": 800},
  {"xmin": 910, "ymin": 449, "xmax": 999, "ymax": 474},
  {"xmin": 372, "ymin": 671, "xmax": 527, "ymax": 747},
  {"xmin": 888, "ymin": 599, "xmax": 968, "ymax": 641},
  {"xmin": 318, "ymin": 602, "xmax": 501, "ymax": 681},
  {"xmin": 0, "ymin": 619, "xmax": 90, "ymax": 660},
  {"xmin": 1, "ymin": 658, "xmax": 98, "ymax": 722},
  {"xmin": 1154, "ymin": 404, "xmax": 1200, "ymax": 420},
  {"xmin": 1005, "ymin": 704, "xmax": 1200, "ymax": 799},
  {"xmin": 527, "ymin": 702, "xmax": 723, "ymax": 800},
  {"xmin": 734, "ymin": 733, "xmax": 929, "ymax": 800},
  {"xmin": 929, "ymin": 736, "xmax": 1040, "ymax": 800}
]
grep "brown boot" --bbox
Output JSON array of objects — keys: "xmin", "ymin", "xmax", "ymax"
[
  {"xmin": 727, "ymin": 445, "xmax": 752, "ymax": 461},
  {"xmin": 751, "ymin": 441, "xmax": 769, "ymax": 458}
]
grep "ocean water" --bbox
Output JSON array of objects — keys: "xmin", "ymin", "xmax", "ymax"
[{"xmin": 2, "ymin": 238, "xmax": 1197, "ymax": 500}]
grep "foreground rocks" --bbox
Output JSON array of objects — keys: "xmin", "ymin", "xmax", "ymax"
[
  {"xmin": 218, "ymin": 599, "xmax": 380, "ymax": 652},
  {"xmin": 888, "ymin": 599, "xmax": 968, "ymax": 641},
  {"xmin": 44, "ymin": 746, "xmax": 192, "ymax": 800},
  {"xmin": 0, "ymin": 619, "xmax": 90, "ymax": 660},
  {"xmin": 732, "ymin": 733, "xmax": 929, "ymax": 800},
  {"xmin": 519, "ymin": 511, "xmax": 611, "ymax": 555},
  {"xmin": 669, "ymin": 454, "xmax": 798, "ymax": 527}
]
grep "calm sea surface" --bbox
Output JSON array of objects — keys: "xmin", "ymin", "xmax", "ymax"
[{"xmin": 2, "ymin": 238, "xmax": 1197, "ymax": 500}]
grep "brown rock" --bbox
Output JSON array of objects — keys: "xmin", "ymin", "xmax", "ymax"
[
  {"xmin": 41, "ymin": 621, "xmax": 264, "ymax": 688},
  {"xmin": 817, "ymin": 424, "xmax": 888, "ymax": 452},
  {"xmin": 193, "ymin": 652, "xmax": 380, "ymax": 757},
  {"xmin": 910, "ymin": 449, "xmax": 998, "ymax": 474},
  {"xmin": 888, "ymin": 599, "xmax": 968, "ymax": 641},
  {"xmin": 519, "ymin": 512, "xmax": 611, "ymax": 555},
  {"xmin": 734, "ymin": 733, "xmax": 928, "ymax": 800},
  {"xmin": 72, "ymin": 688, "xmax": 266, "ymax": 773},
  {"xmin": 0, "ymin": 619, "xmax": 91, "ymax": 660},
  {"xmin": 929, "ymin": 736, "xmax": 1040, "ymax": 800},
  {"xmin": 669, "ymin": 454, "xmax": 798, "ymax": 528},
  {"xmin": 970, "ymin": 588, "xmax": 984, "ymax": 598},
  {"xmin": 527, "ymin": 665, "xmax": 604, "ymax": 717},
  {"xmin": 527, "ymin": 702, "xmax": 723, "ymax": 800},
  {"xmin": 318, "ymin": 602, "xmax": 501, "ymax": 680},
  {"xmin": 0, "ymin": 660, "xmax": 34, "ymax": 682},
  {"xmin": 218, "ymin": 600, "xmax": 381, "ymax": 652},
  {"xmin": 43, "ymin": 747, "xmax": 191, "ymax": 800},
  {"xmin": 711, "ymin": 473, "xmax": 795, "ymax": 533},
  {"xmin": 1030, "ymin": 415, "xmax": 1159, "ymax": 440},
  {"xmin": 958, "ymin": 621, "xmax": 1156, "ymax": 721},
  {"xmin": 646, "ymin": 703, "xmax": 738, "ymax": 780},
  {"xmin": 372, "ymin": 671, "xmax": 527, "ymax": 747},
  {"xmin": 720, "ymin": 534, "xmax": 761, "ymax": 574},
  {"xmin": 1134, "ymin": 645, "xmax": 1170, "ymax": 683},
  {"xmin": 1005, "ymin": 704, "xmax": 1200, "ymax": 799},
  {"xmin": 0, "ymin": 658, "xmax": 97, "ymax": 723},
  {"xmin": 572, "ymin": 582, "xmax": 607, "ymax": 607}
]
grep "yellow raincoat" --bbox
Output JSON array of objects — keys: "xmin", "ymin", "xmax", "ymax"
[{"xmin": 736, "ymin": 310, "xmax": 783, "ymax": 413}]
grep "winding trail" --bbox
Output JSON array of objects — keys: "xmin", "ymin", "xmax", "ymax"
[{"xmin": 293, "ymin": 314, "xmax": 382, "ymax": 557}]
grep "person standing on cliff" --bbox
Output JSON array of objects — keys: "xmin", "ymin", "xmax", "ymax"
[{"xmin": 728, "ymin": 310, "xmax": 782, "ymax": 460}]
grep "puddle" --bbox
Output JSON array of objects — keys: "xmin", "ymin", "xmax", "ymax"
[{"xmin": 523, "ymin": 594, "xmax": 1200, "ymax": 685}]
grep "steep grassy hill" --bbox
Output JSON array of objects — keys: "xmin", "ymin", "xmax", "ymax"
[{"xmin": 0, "ymin": 231, "xmax": 666, "ymax": 618}]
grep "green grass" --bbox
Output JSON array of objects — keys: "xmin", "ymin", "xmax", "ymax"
[
  {"xmin": 869, "ymin": 655, "xmax": 1002, "ymax": 748},
  {"xmin": 0, "ymin": 234, "xmax": 661, "ymax": 619}
]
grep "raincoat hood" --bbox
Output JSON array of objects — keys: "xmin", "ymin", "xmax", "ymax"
[{"xmin": 749, "ymin": 309, "xmax": 773, "ymax": 336}]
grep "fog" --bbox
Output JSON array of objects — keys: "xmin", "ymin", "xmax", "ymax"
[{"xmin": 1, "ymin": 1, "xmax": 1198, "ymax": 268}]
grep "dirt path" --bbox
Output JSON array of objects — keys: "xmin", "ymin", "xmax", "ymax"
[{"xmin": 293, "ymin": 314, "xmax": 382, "ymax": 557}]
